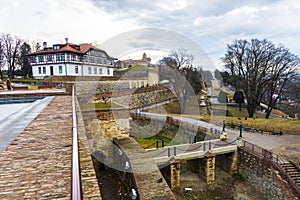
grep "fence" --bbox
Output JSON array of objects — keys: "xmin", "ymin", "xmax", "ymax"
[
  {"xmin": 241, "ymin": 140, "xmax": 286, "ymax": 164},
  {"xmin": 220, "ymin": 121, "xmax": 284, "ymax": 135}
]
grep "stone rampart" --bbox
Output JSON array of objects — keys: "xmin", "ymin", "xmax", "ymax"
[{"xmin": 238, "ymin": 147, "xmax": 299, "ymax": 200}]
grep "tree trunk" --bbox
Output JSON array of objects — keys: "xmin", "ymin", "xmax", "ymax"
[
  {"xmin": 0, "ymin": 70, "xmax": 3, "ymax": 81},
  {"xmin": 247, "ymin": 103, "xmax": 256, "ymax": 118},
  {"xmin": 265, "ymin": 107, "xmax": 273, "ymax": 119}
]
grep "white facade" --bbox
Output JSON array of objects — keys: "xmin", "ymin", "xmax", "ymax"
[
  {"xmin": 28, "ymin": 43, "xmax": 115, "ymax": 79},
  {"xmin": 32, "ymin": 63, "xmax": 113, "ymax": 79}
]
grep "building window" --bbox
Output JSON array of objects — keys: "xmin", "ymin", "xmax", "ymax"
[
  {"xmin": 71, "ymin": 54, "xmax": 76, "ymax": 61},
  {"xmin": 56, "ymin": 54, "xmax": 65, "ymax": 61},
  {"xmin": 53, "ymin": 45, "xmax": 60, "ymax": 50},
  {"xmin": 43, "ymin": 66, "xmax": 46, "ymax": 74},
  {"xmin": 38, "ymin": 67, "xmax": 42, "ymax": 74},
  {"xmin": 75, "ymin": 66, "xmax": 79, "ymax": 74},
  {"xmin": 107, "ymin": 68, "xmax": 110, "ymax": 75},
  {"xmin": 90, "ymin": 57, "xmax": 95, "ymax": 63},
  {"xmin": 29, "ymin": 56, "xmax": 36, "ymax": 63},
  {"xmin": 88, "ymin": 67, "xmax": 92, "ymax": 74},
  {"xmin": 38, "ymin": 55, "xmax": 44, "ymax": 62},
  {"xmin": 59, "ymin": 66, "xmax": 63, "ymax": 74},
  {"xmin": 94, "ymin": 67, "xmax": 97, "ymax": 74},
  {"xmin": 47, "ymin": 55, "xmax": 52, "ymax": 61},
  {"xmin": 99, "ymin": 68, "xmax": 102, "ymax": 74}
]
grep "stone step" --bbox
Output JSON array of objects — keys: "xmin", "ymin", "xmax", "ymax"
[
  {"xmin": 285, "ymin": 168, "xmax": 299, "ymax": 171},
  {"xmin": 283, "ymin": 165, "xmax": 297, "ymax": 168},
  {"xmin": 286, "ymin": 170, "xmax": 300, "ymax": 174},
  {"xmin": 290, "ymin": 174, "xmax": 300, "ymax": 178}
]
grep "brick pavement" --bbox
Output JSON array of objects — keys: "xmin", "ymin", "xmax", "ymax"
[{"xmin": 0, "ymin": 96, "xmax": 73, "ymax": 199}]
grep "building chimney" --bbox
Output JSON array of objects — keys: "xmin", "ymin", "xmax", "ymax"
[
  {"xmin": 43, "ymin": 42, "xmax": 47, "ymax": 49},
  {"xmin": 65, "ymin": 38, "xmax": 69, "ymax": 44}
]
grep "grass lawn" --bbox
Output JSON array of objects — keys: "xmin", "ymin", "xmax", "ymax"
[
  {"xmin": 11, "ymin": 78, "xmax": 39, "ymax": 84},
  {"xmin": 133, "ymin": 136, "xmax": 172, "ymax": 149}
]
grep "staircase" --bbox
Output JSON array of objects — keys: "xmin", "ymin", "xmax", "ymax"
[{"xmin": 280, "ymin": 161, "xmax": 300, "ymax": 187}]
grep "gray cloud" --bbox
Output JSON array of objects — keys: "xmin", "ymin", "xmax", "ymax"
[{"xmin": 92, "ymin": 0, "xmax": 300, "ymax": 68}]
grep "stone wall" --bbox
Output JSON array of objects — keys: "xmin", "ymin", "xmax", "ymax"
[
  {"xmin": 215, "ymin": 151, "xmax": 238, "ymax": 174},
  {"xmin": 238, "ymin": 148, "xmax": 299, "ymax": 200},
  {"xmin": 75, "ymin": 80, "xmax": 174, "ymax": 106}
]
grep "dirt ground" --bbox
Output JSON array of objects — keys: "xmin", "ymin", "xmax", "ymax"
[{"xmin": 173, "ymin": 167, "xmax": 266, "ymax": 200}]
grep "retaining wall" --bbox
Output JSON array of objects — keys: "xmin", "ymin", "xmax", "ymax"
[{"xmin": 238, "ymin": 147, "xmax": 299, "ymax": 200}]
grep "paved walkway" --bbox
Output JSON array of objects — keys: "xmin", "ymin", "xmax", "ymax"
[
  {"xmin": 141, "ymin": 112, "xmax": 300, "ymax": 150},
  {"xmin": 0, "ymin": 97, "xmax": 54, "ymax": 153},
  {"xmin": 0, "ymin": 96, "xmax": 73, "ymax": 199}
]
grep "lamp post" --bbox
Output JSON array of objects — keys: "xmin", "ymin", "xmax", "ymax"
[
  {"xmin": 222, "ymin": 119, "xmax": 225, "ymax": 132},
  {"xmin": 239, "ymin": 121, "xmax": 243, "ymax": 137}
]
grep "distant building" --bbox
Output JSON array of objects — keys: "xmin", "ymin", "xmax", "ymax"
[
  {"xmin": 211, "ymin": 79, "xmax": 221, "ymax": 90},
  {"xmin": 27, "ymin": 38, "xmax": 116, "ymax": 79},
  {"xmin": 116, "ymin": 52, "xmax": 151, "ymax": 68}
]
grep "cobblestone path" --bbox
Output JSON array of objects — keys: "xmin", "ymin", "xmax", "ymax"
[{"xmin": 0, "ymin": 96, "xmax": 73, "ymax": 199}]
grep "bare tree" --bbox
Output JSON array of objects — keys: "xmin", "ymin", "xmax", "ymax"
[
  {"xmin": 159, "ymin": 48, "xmax": 199, "ymax": 113},
  {"xmin": 0, "ymin": 37, "xmax": 5, "ymax": 80},
  {"xmin": 223, "ymin": 39, "xmax": 300, "ymax": 118},
  {"xmin": 264, "ymin": 46, "xmax": 299, "ymax": 118},
  {"xmin": 30, "ymin": 39, "xmax": 42, "ymax": 52},
  {"xmin": 1, "ymin": 33, "xmax": 22, "ymax": 78}
]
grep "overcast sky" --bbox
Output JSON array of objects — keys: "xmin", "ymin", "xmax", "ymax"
[{"xmin": 1, "ymin": 0, "xmax": 300, "ymax": 70}]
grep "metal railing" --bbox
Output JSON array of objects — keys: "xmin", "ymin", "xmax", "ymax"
[
  {"xmin": 148, "ymin": 139, "xmax": 237, "ymax": 159},
  {"xmin": 71, "ymin": 85, "xmax": 82, "ymax": 199},
  {"xmin": 242, "ymin": 140, "xmax": 286, "ymax": 164}
]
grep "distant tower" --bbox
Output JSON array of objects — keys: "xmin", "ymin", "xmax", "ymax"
[
  {"xmin": 142, "ymin": 52, "xmax": 151, "ymax": 63},
  {"xmin": 142, "ymin": 52, "xmax": 147, "ymax": 60}
]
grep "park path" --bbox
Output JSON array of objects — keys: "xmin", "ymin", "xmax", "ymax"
[{"xmin": 140, "ymin": 110, "xmax": 300, "ymax": 150}]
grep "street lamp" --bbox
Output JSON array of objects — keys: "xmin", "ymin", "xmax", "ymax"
[{"xmin": 239, "ymin": 121, "xmax": 243, "ymax": 137}]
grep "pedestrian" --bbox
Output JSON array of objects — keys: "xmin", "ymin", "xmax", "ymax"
[{"xmin": 6, "ymin": 78, "xmax": 11, "ymax": 90}]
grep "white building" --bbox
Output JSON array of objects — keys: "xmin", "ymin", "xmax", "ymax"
[{"xmin": 27, "ymin": 39, "xmax": 116, "ymax": 79}]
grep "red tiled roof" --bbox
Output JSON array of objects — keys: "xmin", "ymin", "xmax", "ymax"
[{"xmin": 27, "ymin": 43, "xmax": 101, "ymax": 55}]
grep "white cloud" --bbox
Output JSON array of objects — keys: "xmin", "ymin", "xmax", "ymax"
[{"xmin": 0, "ymin": 0, "xmax": 140, "ymax": 44}]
